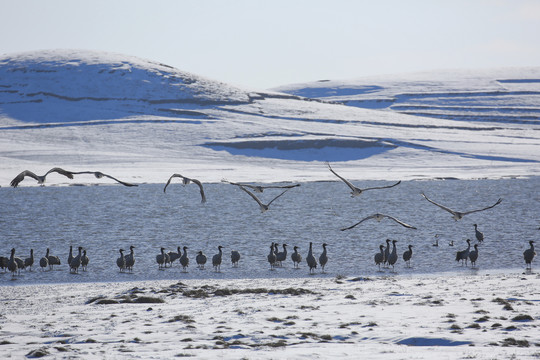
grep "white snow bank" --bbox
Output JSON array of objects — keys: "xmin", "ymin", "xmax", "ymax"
[{"xmin": 0, "ymin": 272, "xmax": 538, "ymax": 359}]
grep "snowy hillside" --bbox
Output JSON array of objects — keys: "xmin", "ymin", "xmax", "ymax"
[
  {"xmin": 1, "ymin": 50, "xmax": 539, "ymax": 186},
  {"xmin": 272, "ymin": 68, "xmax": 540, "ymax": 125}
]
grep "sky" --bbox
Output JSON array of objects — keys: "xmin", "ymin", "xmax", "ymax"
[{"xmin": 1, "ymin": 0, "xmax": 540, "ymax": 90}]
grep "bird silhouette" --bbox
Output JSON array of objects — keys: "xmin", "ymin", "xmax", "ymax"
[
  {"xmin": 70, "ymin": 171, "xmax": 137, "ymax": 186},
  {"xmin": 421, "ymin": 193, "xmax": 502, "ymax": 221},
  {"xmin": 163, "ymin": 173, "xmax": 206, "ymax": 203},
  {"xmin": 238, "ymin": 185, "xmax": 292, "ymax": 213},
  {"xmin": 374, "ymin": 244, "xmax": 385, "ymax": 270},
  {"xmin": 326, "ymin": 162, "xmax": 400, "ymax": 197},
  {"xmin": 10, "ymin": 167, "xmax": 74, "ymax": 187},
  {"xmin": 222, "ymin": 179, "xmax": 300, "ymax": 193},
  {"xmin": 341, "ymin": 213, "xmax": 417, "ymax": 231},
  {"xmin": 524, "ymin": 241, "xmax": 536, "ymax": 270}
]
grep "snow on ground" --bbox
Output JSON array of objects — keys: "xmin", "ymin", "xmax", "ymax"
[
  {"xmin": 1, "ymin": 50, "xmax": 539, "ymax": 187},
  {"xmin": 1, "ymin": 50, "xmax": 540, "ymax": 359},
  {"xmin": 1, "ymin": 272, "xmax": 539, "ymax": 359}
]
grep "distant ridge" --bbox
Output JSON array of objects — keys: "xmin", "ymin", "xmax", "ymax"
[{"xmin": 272, "ymin": 68, "xmax": 540, "ymax": 125}]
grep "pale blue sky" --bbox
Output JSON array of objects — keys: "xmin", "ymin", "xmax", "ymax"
[{"xmin": 2, "ymin": 0, "xmax": 539, "ymax": 89}]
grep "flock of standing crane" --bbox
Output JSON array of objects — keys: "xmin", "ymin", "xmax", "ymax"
[{"xmin": 3, "ymin": 162, "xmax": 537, "ymax": 278}]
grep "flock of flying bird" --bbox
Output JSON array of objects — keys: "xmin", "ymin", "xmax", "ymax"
[{"xmin": 3, "ymin": 162, "xmax": 537, "ymax": 278}]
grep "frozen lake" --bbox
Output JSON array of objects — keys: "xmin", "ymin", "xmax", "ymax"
[{"xmin": 1, "ymin": 177, "xmax": 538, "ymax": 285}]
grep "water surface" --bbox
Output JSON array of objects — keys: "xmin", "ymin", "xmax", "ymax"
[{"xmin": 1, "ymin": 178, "xmax": 538, "ymax": 285}]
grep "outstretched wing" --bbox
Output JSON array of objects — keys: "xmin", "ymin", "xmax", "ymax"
[
  {"xmin": 222, "ymin": 179, "xmax": 263, "ymax": 192},
  {"xmin": 238, "ymin": 185, "xmax": 265, "ymax": 208},
  {"xmin": 189, "ymin": 178, "xmax": 206, "ymax": 203},
  {"xmin": 97, "ymin": 172, "xmax": 138, "ymax": 187},
  {"xmin": 381, "ymin": 214, "xmax": 417, "ymax": 229},
  {"xmin": 266, "ymin": 188, "xmax": 291, "ymax": 207},
  {"xmin": 263, "ymin": 184, "xmax": 301, "ymax": 190},
  {"xmin": 326, "ymin": 162, "xmax": 359, "ymax": 192},
  {"xmin": 71, "ymin": 171, "xmax": 137, "ymax": 187},
  {"xmin": 340, "ymin": 214, "xmax": 378, "ymax": 231},
  {"xmin": 421, "ymin": 193, "xmax": 457, "ymax": 215},
  {"xmin": 45, "ymin": 167, "xmax": 74, "ymax": 180},
  {"xmin": 164, "ymin": 174, "xmax": 184, "ymax": 193},
  {"xmin": 363, "ymin": 180, "xmax": 401, "ymax": 192},
  {"xmin": 461, "ymin": 198, "xmax": 503, "ymax": 216},
  {"xmin": 10, "ymin": 170, "xmax": 39, "ymax": 187}
]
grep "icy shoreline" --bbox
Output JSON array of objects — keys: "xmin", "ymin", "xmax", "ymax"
[{"xmin": 1, "ymin": 272, "xmax": 538, "ymax": 359}]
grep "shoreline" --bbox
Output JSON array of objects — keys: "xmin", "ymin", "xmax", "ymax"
[
  {"xmin": 1, "ymin": 272, "xmax": 538, "ymax": 359},
  {"xmin": 1, "ymin": 174, "xmax": 538, "ymax": 189},
  {"xmin": 0, "ymin": 266, "xmax": 532, "ymax": 288}
]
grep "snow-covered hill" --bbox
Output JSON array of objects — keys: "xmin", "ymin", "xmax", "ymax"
[
  {"xmin": 272, "ymin": 68, "xmax": 540, "ymax": 125},
  {"xmin": 0, "ymin": 49, "xmax": 253, "ymax": 123},
  {"xmin": 0, "ymin": 50, "xmax": 539, "ymax": 185}
]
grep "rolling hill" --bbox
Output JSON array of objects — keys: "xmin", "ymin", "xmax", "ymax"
[{"xmin": 1, "ymin": 50, "xmax": 538, "ymax": 185}]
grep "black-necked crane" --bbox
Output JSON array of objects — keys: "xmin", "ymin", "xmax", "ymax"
[
  {"xmin": 306, "ymin": 242, "xmax": 318, "ymax": 274},
  {"xmin": 70, "ymin": 247, "xmax": 82, "ymax": 273},
  {"xmin": 24, "ymin": 249, "xmax": 34, "ymax": 271},
  {"xmin": 39, "ymin": 252, "xmax": 49, "ymax": 271},
  {"xmin": 168, "ymin": 247, "xmax": 181, "ymax": 265},
  {"xmin": 81, "ymin": 250, "xmax": 89, "ymax": 271},
  {"xmin": 156, "ymin": 247, "xmax": 167, "ymax": 269},
  {"xmin": 524, "ymin": 241, "xmax": 536, "ymax": 270},
  {"xmin": 10, "ymin": 167, "xmax": 74, "ymax": 187},
  {"xmin": 474, "ymin": 224, "xmax": 484, "ymax": 243},
  {"xmin": 421, "ymin": 193, "xmax": 502, "ymax": 221},
  {"xmin": 46, "ymin": 248, "xmax": 61, "ymax": 270},
  {"xmin": 196, "ymin": 251, "xmax": 207, "ymax": 269},
  {"xmin": 70, "ymin": 170, "xmax": 137, "ymax": 187},
  {"xmin": 179, "ymin": 246, "xmax": 189, "ymax": 272},
  {"xmin": 67, "ymin": 246, "xmax": 74, "ymax": 267},
  {"xmin": 238, "ymin": 185, "xmax": 292, "ymax": 213},
  {"xmin": 383, "ymin": 239, "xmax": 391, "ymax": 267},
  {"xmin": 163, "ymin": 174, "xmax": 206, "ymax": 203},
  {"xmin": 340, "ymin": 213, "xmax": 417, "ymax": 231},
  {"xmin": 125, "ymin": 245, "xmax": 135, "ymax": 272},
  {"xmin": 326, "ymin": 162, "xmax": 400, "ymax": 197},
  {"xmin": 231, "ymin": 250, "xmax": 240, "ymax": 267},
  {"xmin": 276, "ymin": 244, "xmax": 288, "ymax": 267},
  {"xmin": 117, "ymin": 249, "xmax": 126, "ymax": 272},
  {"xmin": 388, "ymin": 240, "xmax": 398, "ymax": 271},
  {"xmin": 291, "ymin": 246, "xmax": 302, "ymax": 269},
  {"xmin": 374, "ymin": 244, "xmax": 384, "ymax": 270},
  {"xmin": 0, "ymin": 256, "xmax": 8, "ymax": 272},
  {"xmin": 319, "ymin": 243, "xmax": 328, "ymax": 273},
  {"xmin": 212, "ymin": 246, "xmax": 223, "ymax": 272},
  {"xmin": 13, "ymin": 253, "xmax": 24, "ymax": 272},
  {"xmin": 8, "ymin": 248, "xmax": 18, "ymax": 277},
  {"xmin": 267, "ymin": 243, "xmax": 277, "ymax": 270},
  {"xmin": 469, "ymin": 244, "xmax": 479, "ymax": 267},
  {"xmin": 222, "ymin": 179, "xmax": 300, "ymax": 193},
  {"xmin": 455, "ymin": 239, "xmax": 471, "ymax": 266},
  {"xmin": 403, "ymin": 245, "xmax": 413, "ymax": 268}
]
